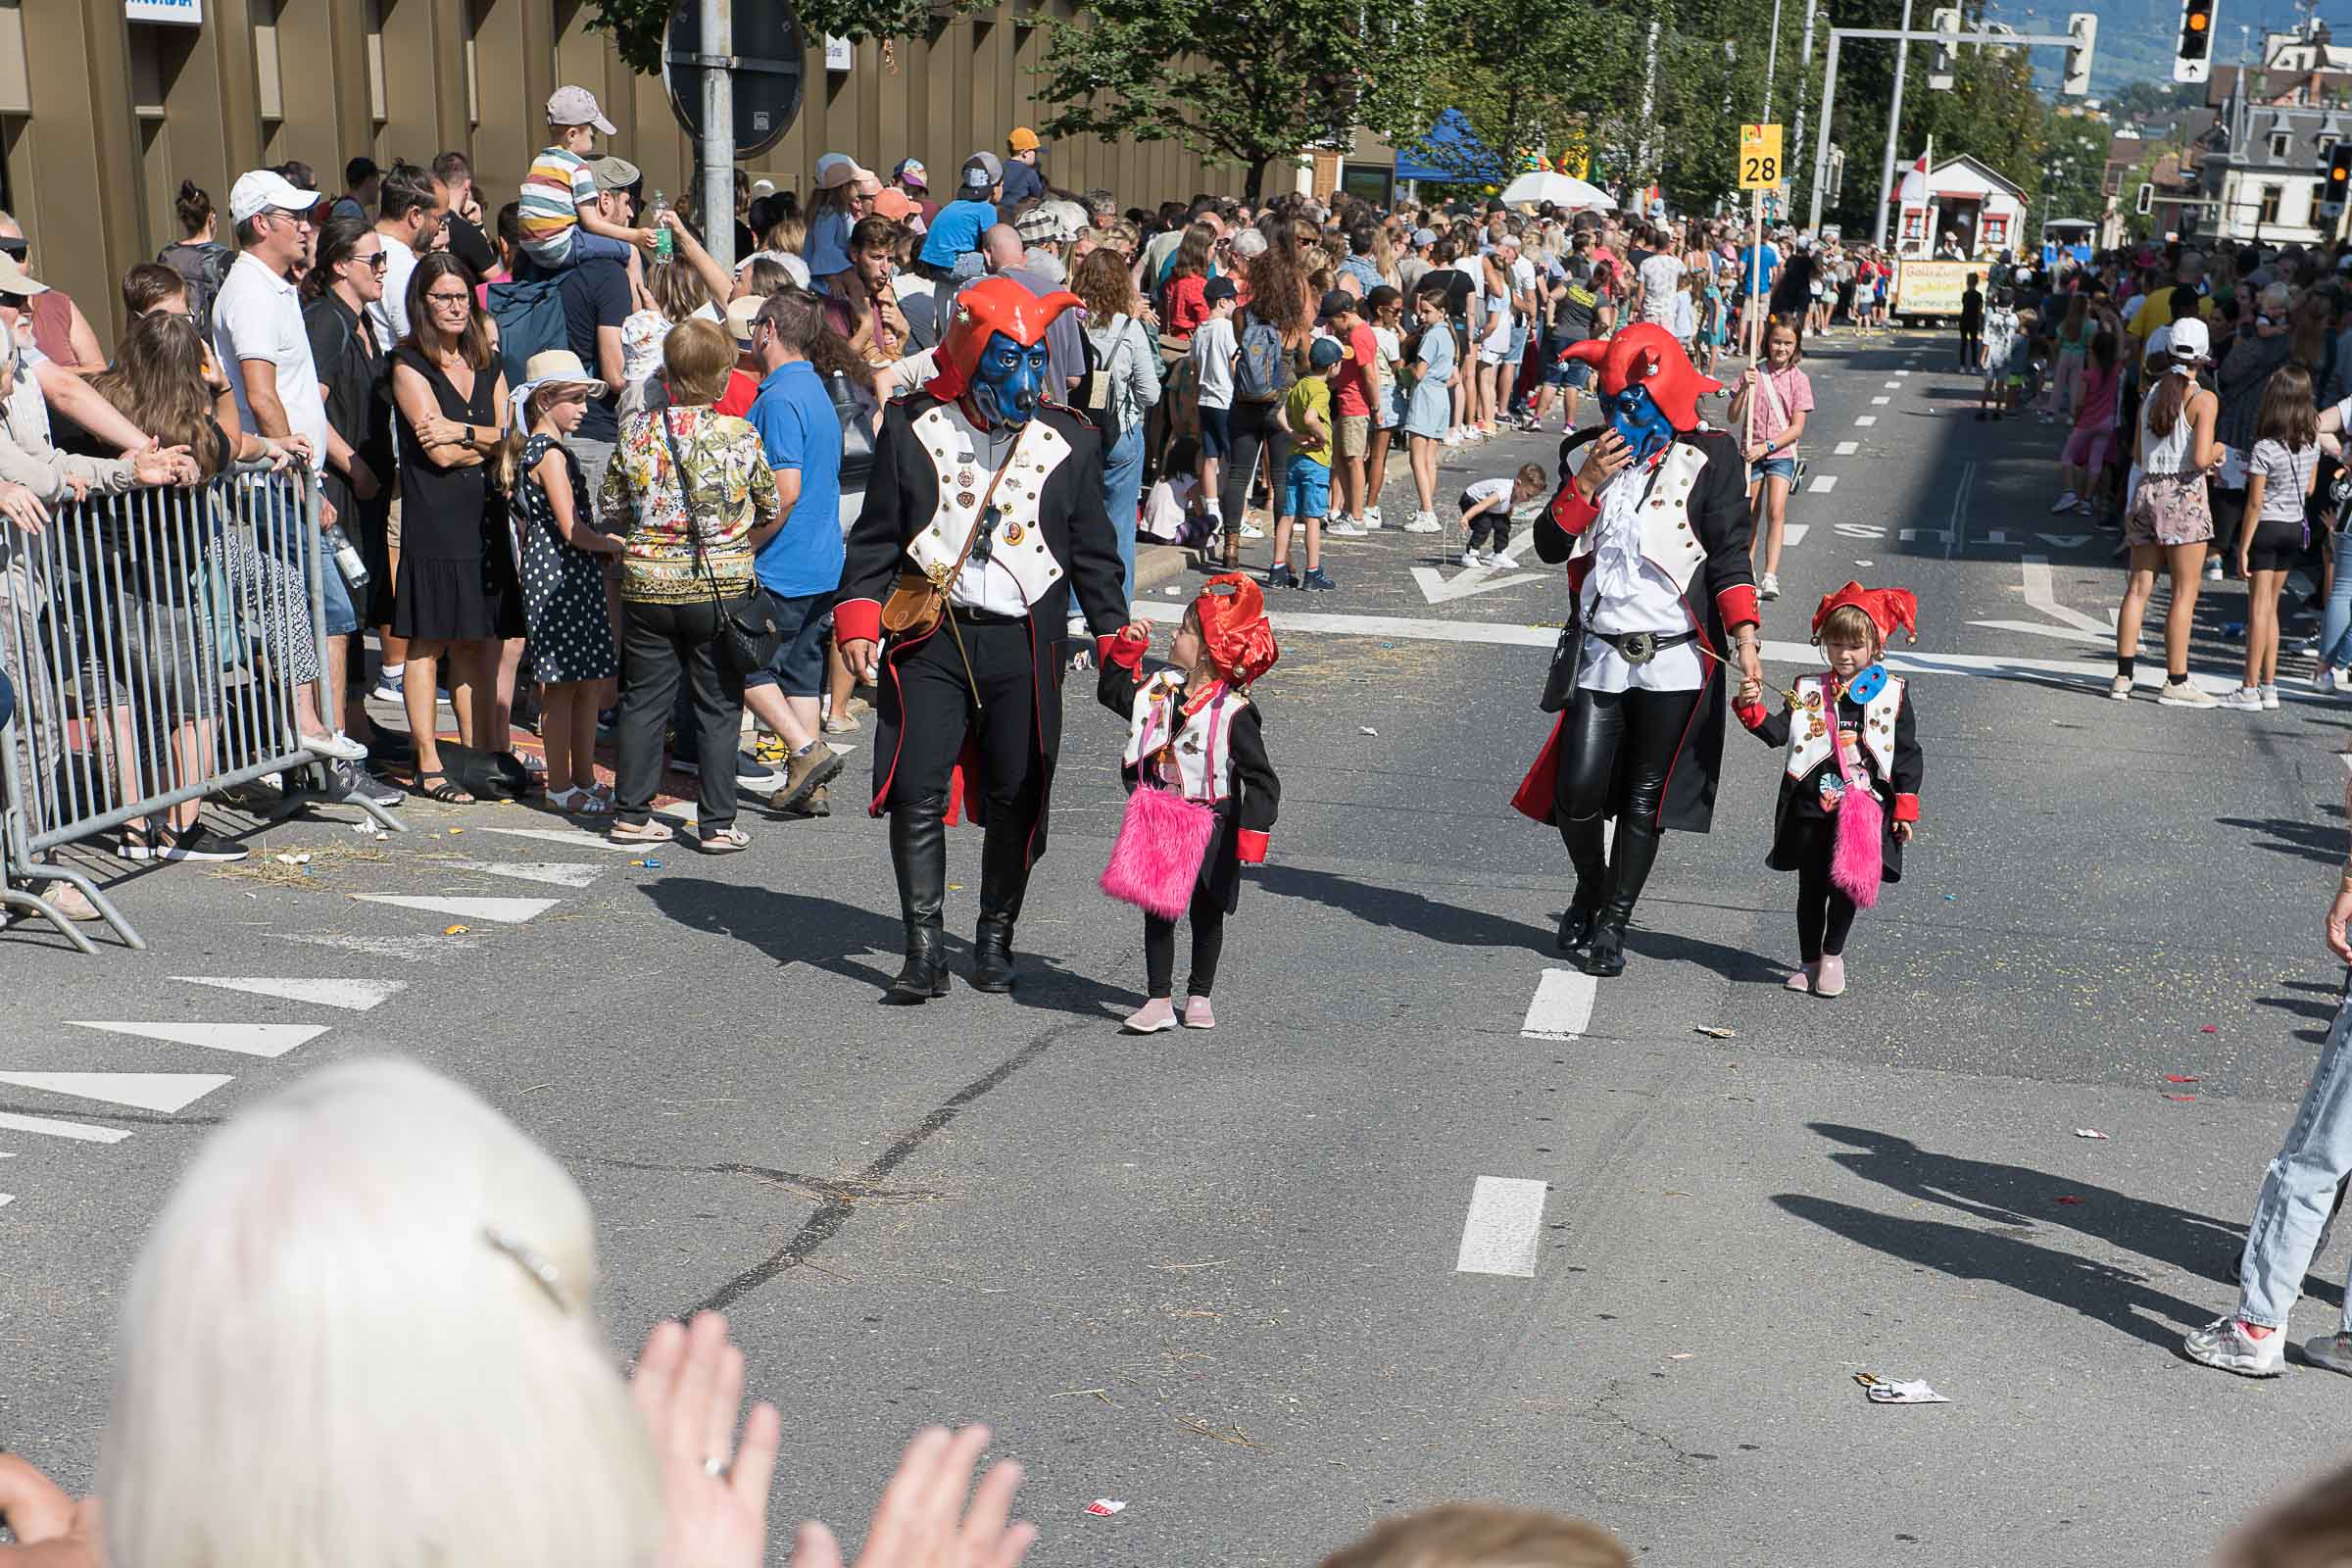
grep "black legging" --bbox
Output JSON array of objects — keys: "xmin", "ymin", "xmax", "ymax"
[
  {"xmin": 1788, "ymin": 818, "xmax": 1859, "ymax": 960},
  {"xmin": 1220, "ymin": 399, "xmax": 1291, "ymax": 541},
  {"xmin": 1553, "ymin": 684, "xmax": 1703, "ymax": 930},
  {"xmin": 1144, "ymin": 889, "xmax": 1227, "ymax": 998}
]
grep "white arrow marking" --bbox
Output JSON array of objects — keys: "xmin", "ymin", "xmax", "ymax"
[
  {"xmin": 444, "ymin": 859, "xmax": 607, "ymax": 889},
  {"xmin": 2036, "ymin": 533, "xmax": 2092, "ymax": 549},
  {"xmin": 1835, "ymin": 522, "xmax": 1885, "ymax": 539},
  {"xmin": 2021, "ymin": 555, "xmax": 2112, "ymax": 634},
  {"xmin": 68, "ymin": 1020, "xmax": 329, "ymax": 1059},
  {"xmin": 170, "ymin": 977, "xmax": 408, "ymax": 1011},
  {"xmin": 1410, "ymin": 565, "xmax": 1544, "ymax": 605},
  {"xmin": 1809, "ymin": 474, "xmax": 1839, "ymax": 494},
  {"xmin": 0, "ymin": 1110, "xmax": 131, "ymax": 1145},
  {"xmin": 353, "ymin": 895, "xmax": 559, "ymax": 924},
  {"xmin": 0, "ymin": 1071, "xmax": 230, "ymax": 1113}
]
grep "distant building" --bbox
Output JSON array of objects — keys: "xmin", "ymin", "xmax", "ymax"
[{"xmin": 2192, "ymin": 18, "xmax": 2352, "ymax": 244}]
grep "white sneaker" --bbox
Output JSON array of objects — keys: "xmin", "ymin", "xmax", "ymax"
[
  {"xmin": 1362, "ymin": 507, "xmax": 1385, "ymax": 528},
  {"xmin": 2218, "ymin": 686, "xmax": 2264, "ymax": 711},
  {"xmin": 368, "ymin": 673, "xmax": 405, "ymax": 704},
  {"xmin": 1239, "ymin": 522, "xmax": 1266, "ymax": 540},
  {"xmin": 1759, "ymin": 571, "xmax": 1781, "ymax": 601},
  {"xmin": 2049, "ymin": 490, "xmax": 2080, "ymax": 514},
  {"xmin": 2108, "ymin": 674, "xmax": 2132, "ymax": 701},
  {"xmin": 1491, "ymin": 551, "xmax": 1520, "ymax": 569},
  {"xmin": 2206, "ymin": 557, "xmax": 2226, "ymax": 580},
  {"xmin": 1444, "ymin": 429, "xmax": 1464, "ymax": 447},
  {"xmin": 2159, "ymin": 679, "xmax": 2220, "ymax": 708},
  {"xmin": 2262, "ymin": 685, "xmax": 2281, "ymax": 710},
  {"xmin": 2183, "ymin": 1316, "xmax": 2285, "ymax": 1378},
  {"xmin": 1403, "ymin": 511, "xmax": 1443, "ymax": 533},
  {"xmin": 303, "ymin": 729, "xmax": 369, "ymax": 761},
  {"xmin": 1459, "ymin": 550, "xmax": 1481, "ymax": 567},
  {"xmin": 1326, "ymin": 518, "xmax": 1368, "ymax": 537}
]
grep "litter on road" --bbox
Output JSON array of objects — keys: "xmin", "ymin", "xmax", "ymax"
[
  {"xmin": 2165, "ymin": 1074, "xmax": 2200, "ymax": 1083},
  {"xmin": 2074, "ymin": 1128, "xmax": 2109, "ymax": 1140},
  {"xmin": 1085, "ymin": 1500, "xmax": 1128, "ymax": 1516},
  {"xmin": 1856, "ymin": 1373, "xmax": 1949, "ymax": 1404},
  {"xmin": 1694, "ymin": 1025, "xmax": 1737, "ymax": 1039},
  {"xmin": 442, "ymin": 925, "xmax": 469, "ymax": 935}
]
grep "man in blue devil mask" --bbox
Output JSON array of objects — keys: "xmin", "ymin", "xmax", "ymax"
[
  {"xmin": 1510, "ymin": 322, "xmax": 1766, "ymax": 980},
  {"xmin": 836, "ymin": 276, "xmax": 1139, "ymax": 1004}
]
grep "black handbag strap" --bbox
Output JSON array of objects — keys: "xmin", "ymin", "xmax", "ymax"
[{"xmin": 659, "ymin": 406, "xmax": 736, "ymax": 617}]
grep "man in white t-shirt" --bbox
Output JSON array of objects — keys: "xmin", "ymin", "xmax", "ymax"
[
  {"xmin": 216, "ymin": 167, "xmax": 368, "ymax": 765},
  {"xmin": 366, "ymin": 162, "xmax": 452, "ymax": 351}
]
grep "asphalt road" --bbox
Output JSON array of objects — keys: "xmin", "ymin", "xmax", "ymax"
[{"xmin": 6, "ymin": 327, "xmax": 2350, "ymax": 1566}]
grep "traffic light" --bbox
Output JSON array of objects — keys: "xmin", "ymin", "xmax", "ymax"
[
  {"xmin": 1930, "ymin": 6, "xmax": 1961, "ymax": 90},
  {"xmin": 2325, "ymin": 141, "xmax": 2352, "ymax": 220},
  {"xmin": 2135, "ymin": 181, "xmax": 2155, "ymax": 216},
  {"xmin": 2063, "ymin": 12, "xmax": 2097, "ymax": 96},
  {"xmin": 2174, "ymin": 0, "xmax": 2216, "ymax": 83}
]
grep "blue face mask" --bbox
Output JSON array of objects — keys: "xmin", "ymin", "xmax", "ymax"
[
  {"xmin": 1600, "ymin": 384, "xmax": 1677, "ymax": 464},
  {"xmin": 967, "ymin": 331, "xmax": 1053, "ymax": 426}
]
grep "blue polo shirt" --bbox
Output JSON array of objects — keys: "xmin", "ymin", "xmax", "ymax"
[
  {"xmin": 918, "ymin": 198, "xmax": 999, "ymax": 269},
  {"xmin": 747, "ymin": 360, "xmax": 845, "ymax": 599}
]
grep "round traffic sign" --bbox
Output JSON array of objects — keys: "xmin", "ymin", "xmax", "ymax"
[{"xmin": 662, "ymin": 0, "xmax": 808, "ymax": 160}]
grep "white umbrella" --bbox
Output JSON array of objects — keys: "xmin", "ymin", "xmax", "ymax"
[{"xmin": 1496, "ymin": 171, "xmax": 1614, "ymax": 210}]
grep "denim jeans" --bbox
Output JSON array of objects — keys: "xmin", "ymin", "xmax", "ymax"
[
  {"xmin": 2321, "ymin": 527, "xmax": 2352, "ymax": 669},
  {"xmin": 2238, "ymin": 968, "xmax": 2352, "ymax": 1331},
  {"xmin": 1102, "ymin": 424, "xmax": 1144, "ymax": 604}
]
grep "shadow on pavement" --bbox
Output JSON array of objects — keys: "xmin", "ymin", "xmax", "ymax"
[
  {"xmin": 1255, "ymin": 862, "xmax": 1556, "ymax": 951},
  {"xmin": 2219, "ymin": 814, "xmax": 2349, "ymax": 867}
]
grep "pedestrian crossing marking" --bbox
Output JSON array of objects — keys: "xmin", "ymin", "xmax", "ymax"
[
  {"xmin": 67, "ymin": 1021, "xmax": 329, "ymax": 1060},
  {"xmin": 353, "ymin": 895, "xmax": 559, "ymax": 923},
  {"xmin": 1809, "ymin": 475, "xmax": 1839, "ymax": 494},
  {"xmin": 0, "ymin": 1071, "xmax": 230, "ymax": 1113},
  {"xmin": 1855, "ymin": 416, "xmax": 1878, "ymax": 426},
  {"xmin": 443, "ymin": 859, "xmax": 607, "ymax": 889},
  {"xmin": 169, "ymin": 977, "xmax": 407, "ymax": 1011},
  {"xmin": 0, "ymin": 1110, "xmax": 131, "ymax": 1145}
]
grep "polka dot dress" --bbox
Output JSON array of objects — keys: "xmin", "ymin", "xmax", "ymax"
[{"xmin": 515, "ymin": 435, "xmax": 619, "ymax": 685}]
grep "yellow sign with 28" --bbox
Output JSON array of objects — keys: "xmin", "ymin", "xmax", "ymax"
[{"xmin": 1740, "ymin": 123, "xmax": 1784, "ymax": 191}]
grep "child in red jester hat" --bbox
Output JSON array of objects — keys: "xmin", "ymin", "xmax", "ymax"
[
  {"xmin": 1734, "ymin": 583, "xmax": 1925, "ymax": 1000},
  {"xmin": 1098, "ymin": 574, "xmax": 1282, "ymax": 1034}
]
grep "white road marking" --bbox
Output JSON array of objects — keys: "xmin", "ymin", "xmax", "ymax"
[
  {"xmin": 1835, "ymin": 522, "xmax": 1883, "ymax": 539},
  {"xmin": 1883, "ymin": 380, "xmax": 1902, "ymax": 388},
  {"xmin": 67, "ymin": 1020, "xmax": 328, "ymax": 1059},
  {"xmin": 443, "ymin": 858, "xmax": 607, "ymax": 889},
  {"xmin": 1809, "ymin": 474, "xmax": 1839, "ymax": 494},
  {"xmin": 2038, "ymin": 532, "xmax": 2091, "ymax": 549},
  {"xmin": 1895, "ymin": 369, "xmax": 1912, "ymax": 377},
  {"xmin": 1965, "ymin": 618, "xmax": 2110, "ymax": 646},
  {"xmin": 352, "ymin": 895, "xmax": 559, "ymax": 924},
  {"xmin": 0, "ymin": 1071, "xmax": 230, "ymax": 1113},
  {"xmin": 1783, "ymin": 523, "xmax": 1810, "ymax": 547},
  {"xmin": 1871, "ymin": 396, "xmax": 1890, "ymax": 405},
  {"xmin": 1854, "ymin": 416, "xmax": 1878, "ymax": 426},
  {"xmin": 275, "ymin": 931, "xmax": 485, "ymax": 961},
  {"xmin": 1455, "ymin": 1176, "xmax": 1549, "ymax": 1277},
  {"xmin": 169, "ymin": 976, "xmax": 407, "ymax": 1011},
  {"xmin": 1410, "ymin": 564, "xmax": 1545, "ymax": 604},
  {"xmin": 471, "ymin": 826, "xmax": 648, "ymax": 852},
  {"xmin": 0, "ymin": 1195, "xmax": 13, "ymax": 1208},
  {"xmin": 0, "ymin": 1110, "xmax": 130, "ymax": 1145},
  {"xmin": 1520, "ymin": 966, "xmax": 1596, "ymax": 1040},
  {"xmin": 1834, "ymin": 441, "xmax": 1860, "ymax": 455},
  {"xmin": 2020, "ymin": 555, "xmax": 2110, "ymax": 634}
]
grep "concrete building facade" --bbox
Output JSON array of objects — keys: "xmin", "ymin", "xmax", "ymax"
[{"xmin": 0, "ymin": 0, "xmax": 1246, "ymax": 343}]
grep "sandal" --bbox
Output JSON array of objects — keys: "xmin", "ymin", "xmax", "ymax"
[
  {"xmin": 608, "ymin": 818, "xmax": 674, "ymax": 845},
  {"xmin": 547, "ymin": 786, "xmax": 611, "ymax": 816},
  {"xmin": 416, "ymin": 770, "xmax": 476, "ymax": 805},
  {"xmin": 696, "ymin": 826, "xmax": 752, "ymax": 854}
]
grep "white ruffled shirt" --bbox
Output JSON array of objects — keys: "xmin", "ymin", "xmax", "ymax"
[{"xmin": 1578, "ymin": 450, "xmax": 1704, "ymax": 693}]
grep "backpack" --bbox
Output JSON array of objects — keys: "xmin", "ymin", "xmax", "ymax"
[
  {"xmin": 1081, "ymin": 316, "xmax": 1134, "ymax": 446},
  {"xmin": 157, "ymin": 240, "xmax": 233, "ymax": 338},
  {"xmin": 485, "ymin": 277, "xmax": 569, "ymax": 392},
  {"xmin": 1234, "ymin": 310, "xmax": 1292, "ymax": 404}
]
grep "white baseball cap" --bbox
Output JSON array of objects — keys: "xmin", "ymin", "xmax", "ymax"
[
  {"xmin": 228, "ymin": 169, "xmax": 322, "ymax": 225},
  {"xmin": 2167, "ymin": 315, "xmax": 2211, "ymax": 361}
]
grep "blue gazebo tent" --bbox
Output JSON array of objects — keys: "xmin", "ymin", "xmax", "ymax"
[{"xmin": 1394, "ymin": 108, "xmax": 1503, "ymax": 185}]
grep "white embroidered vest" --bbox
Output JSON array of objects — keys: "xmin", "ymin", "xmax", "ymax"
[
  {"xmin": 903, "ymin": 405, "xmax": 1071, "ymax": 607},
  {"xmin": 1122, "ymin": 671, "xmax": 1245, "ymax": 803},
  {"xmin": 1784, "ymin": 671, "xmax": 1903, "ymax": 781},
  {"xmin": 1567, "ymin": 439, "xmax": 1712, "ymax": 592}
]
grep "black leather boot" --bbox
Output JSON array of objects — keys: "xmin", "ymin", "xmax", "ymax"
[
  {"xmin": 1556, "ymin": 903, "xmax": 1599, "ymax": 954},
  {"xmin": 1556, "ymin": 816, "xmax": 1609, "ymax": 955},
  {"xmin": 884, "ymin": 795, "xmax": 951, "ymax": 1004},
  {"xmin": 1582, "ymin": 810, "xmax": 1664, "ymax": 979},
  {"xmin": 1582, "ymin": 922, "xmax": 1628, "ymax": 977},
  {"xmin": 971, "ymin": 821, "xmax": 1033, "ymax": 993}
]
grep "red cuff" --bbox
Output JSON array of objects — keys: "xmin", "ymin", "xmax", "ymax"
[
  {"xmin": 1547, "ymin": 481, "xmax": 1598, "ymax": 536},
  {"xmin": 1716, "ymin": 583, "xmax": 1760, "ymax": 632},
  {"xmin": 834, "ymin": 597, "xmax": 882, "ymax": 646},
  {"xmin": 1893, "ymin": 794, "xmax": 1921, "ymax": 824},
  {"xmin": 1735, "ymin": 700, "xmax": 1769, "ymax": 731},
  {"xmin": 1102, "ymin": 630, "xmax": 1146, "ymax": 669},
  {"xmin": 1236, "ymin": 829, "xmax": 1270, "ymax": 864}
]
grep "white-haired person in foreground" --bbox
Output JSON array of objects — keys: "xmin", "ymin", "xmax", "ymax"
[{"xmin": 0, "ymin": 1058, "xmax": 1036, "ymax": 1568}]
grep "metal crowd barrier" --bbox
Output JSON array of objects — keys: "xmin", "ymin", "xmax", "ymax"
[{"xmin": 0, "ymin": 461, "xmax": 406, "ymax": 953}]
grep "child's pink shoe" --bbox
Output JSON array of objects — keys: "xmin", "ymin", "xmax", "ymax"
[
  {"xmin": 1785, "ymin": 963, "xmax": 1817, "ymax": 994},
  {"xmin": 1813, "ymin": 955, "xmax": 1847, "ymax": 999},
  {"xmin": 1122, "ymin": 997, "xmax": 1179, "ymax": 1033},
  {"xmin": 1183, "ymin": 996, "xmax": 1216, "ymax": 1030}
]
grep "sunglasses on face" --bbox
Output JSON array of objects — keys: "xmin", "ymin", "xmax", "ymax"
[
  {"xmin": 0, "ymin": 239, "xmax": 26, "ymax": 261},
  {"xmin": 354, "ymin": 251, "xmax": 389, "ymax": 270}
]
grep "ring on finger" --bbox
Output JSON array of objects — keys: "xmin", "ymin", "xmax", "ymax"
[{"xmin": 703, "ymin": 1455, "xmax": 729, "ymax": 1479}]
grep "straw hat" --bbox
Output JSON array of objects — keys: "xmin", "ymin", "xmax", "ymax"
[{"xmin": 509, "ymin": 348, "xmax": 608, "ymax": 417}]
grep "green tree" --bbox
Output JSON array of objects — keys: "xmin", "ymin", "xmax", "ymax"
[
  {"xmin": 1037, "ymin": 0, "xmax": 1430, "ymax": 200},
  {"xmin": 584, "ymin": 0, "xmax": 982, "ymax": 74},
  {"xmin": 1411, "ymin": 0, "xmax": 1648, "ymax": 188}
]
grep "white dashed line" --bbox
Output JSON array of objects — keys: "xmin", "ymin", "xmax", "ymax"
[
  {"xmin": 1870, "ymin": 396, "xmax": 1890, "ymax": 405},
  {"xmin": 1855, "ymin": 416, "xmax": 1878, "ymax": 426},
  {"xmin": 169, "ymin": 976, "xmax": 407, "ymax": 1011},
  {"xmin": 1809, "ymin": 474, "xmax": 1839, "ymax": 494},
  {"xmin": 66, "ymin": 1021, "xmax": 328, "ymax": 1059},
  {"xmin": 1455, "ymin": 1176, "xmax": 1549, "ymax": 1276},
  {"xmin": 1834, "ymin": 441, "xmax": 1860, "ymax": 455},
  {"xmin": 1520, "ymin": 966, "xmax": 1596, "ymax": 1040},
  {"xmin": 0, "ymin": 1111, "xmax": 129, "ymax": 1145},
  {"xmin": 1783, "ymin": 523, "xmax": 1810, "ymax": 547}
]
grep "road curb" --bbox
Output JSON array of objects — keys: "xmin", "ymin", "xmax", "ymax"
[{"xmin": 1135, "ymin": 542, "xmax": 1196, "ymax": 597}]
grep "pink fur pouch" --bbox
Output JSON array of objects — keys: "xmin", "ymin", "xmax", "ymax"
[
  {"xmin": 1101, "ymin": 785, "xmax": 1218, "ymax": 919},
  {"xmin": 1831, "ymin": 776, "xmax": 1885, "ymax": 909}
]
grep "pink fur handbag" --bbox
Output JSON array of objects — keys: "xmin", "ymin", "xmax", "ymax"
[
  {"xmin": 1829, "ymin": 730, "xmax": 1884, "ymax": 909},
  {"xmin": 1101, "ymin": 785, "xmax": 1218, "ymax": 919}
]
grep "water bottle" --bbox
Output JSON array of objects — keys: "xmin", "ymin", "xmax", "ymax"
[
  {"xmin": 326, "ymin": 521, "xmax": 368, "ymax": 593},
  {"xmin": 651, "ymin": 191, "xmax": 673, "ymax": 262}
]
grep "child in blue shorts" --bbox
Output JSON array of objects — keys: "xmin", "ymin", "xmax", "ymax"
[{"xmin": 1270, "ymin": 337, "xmax": 1345, "ymax": 591}]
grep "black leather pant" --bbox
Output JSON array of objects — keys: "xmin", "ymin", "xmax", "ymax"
[{"xmin": 1553, "ymin": 684, "xmax": 1703, "ymax": 932}]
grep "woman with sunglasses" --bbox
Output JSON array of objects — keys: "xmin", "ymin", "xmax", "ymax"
[
  {"xmin": 0, "ymin": 213, "xmax": 104, "ymax": 372},
  {"xmin": 390, "ymin": 251, "xmax": 520, "ymax": 803}
]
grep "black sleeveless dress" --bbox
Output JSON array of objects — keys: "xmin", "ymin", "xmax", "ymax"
[{"xmin": 391, "ymin": 343, "xmax": 521, "ymax": 641}]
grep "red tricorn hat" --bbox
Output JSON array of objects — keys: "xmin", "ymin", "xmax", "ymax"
[
  {"xmin": 1554, "ymin": 321, "xmax": 1723, "ymax": 430},
  {"xmin": 926, "ymin": 274, "xmax": 1086, "ymax": 403},
  {"xmin": 1194, "ymin": 571, "xmax": 1278, "ymax": 686},
  {"xmin": 1811, "ymin": 581, "xmax": 1920, "ymax": 645}
]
